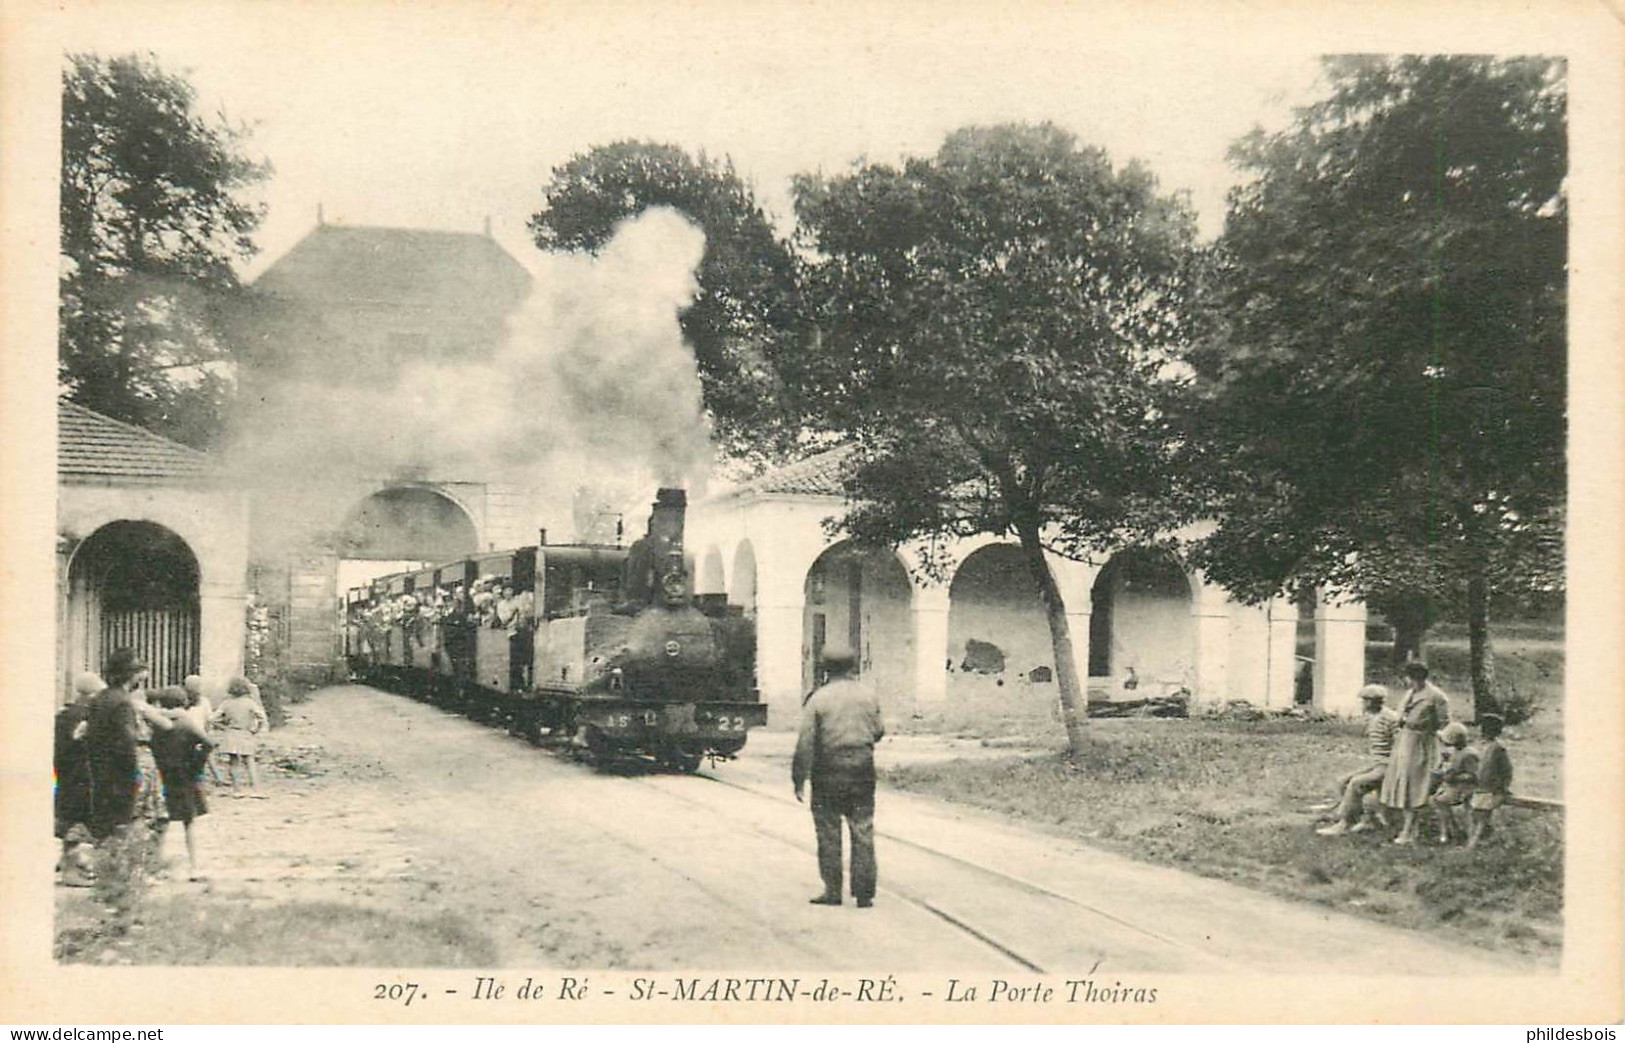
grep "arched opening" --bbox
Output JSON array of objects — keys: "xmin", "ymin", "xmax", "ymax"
[
  {"xmin": 67, "ymin": 521, "xmax": 201, "ymax": 689},
  {"xmin": 1087, "ymin": 548, "xmax": 1194, "ymax": 696},
  {"xmin": 335, "ymin": 485, "xmax": 480, "ymax": 590},
  {"xmin": 946, "ymin": 544, "xmax": 1052, "ymax": 704},
  {"xmin": 802, "ymin": 541, "xmax": 914, "ymax": 713},
  {"xmin": 730, "ymin": 540, "xmax": 757, "ymax": 614},
  {"xmin": 696, "ymin": 545, "xmax": 726, "ymax": 595}
]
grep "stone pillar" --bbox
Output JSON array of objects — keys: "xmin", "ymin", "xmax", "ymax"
[
  {"xmin": 911, "ymin": 585, "xmax": 951, "ymax": 706},
  {"xmin": 56, "ymin": 537, "xmax": 76, "ymax": 707},
  {"xmin": 1265, "ymin": 596, "xmax": 1299, "ymax": 709},
  {"xmin": 1047, "ymin": 555, "xmax": 1096, "ymax": 701},
  {"xmin": 753, "ymin": 601, "xmax": 805, "ymax": 729},
  {"xmin": 199, "ymin": 587, "xmax": 246, "ymax": 681},
  {"xmin": 1063, "ymin": 611, "xmax": 1091, "ymax": 689},
  {"xmin": 1192, "ymin": 579, "xmax": 1232, "ymax": 704},
  {"xmin": 287, "ymin": 552, "xmax": 341, "ymax": 682},
  {"xmin": 1227, "ymin": 601, "xmax": 1271, "ymax": 705},
  {"xmin": 1314, "ymin": 593, "xmax": 1368, "ymax": 716}
]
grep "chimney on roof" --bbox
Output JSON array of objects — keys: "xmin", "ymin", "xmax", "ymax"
[
  {"xmin": 482, "ymin": 215, "xmax": 492, "ymax": 237},
  {"xmin": 317, "ymin": 202, "xmax": 325, "ymax": 226}
]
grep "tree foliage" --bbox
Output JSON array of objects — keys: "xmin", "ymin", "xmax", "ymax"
[
  {"xmin": 60, "ymin": 52, "xmax": 269, "ymax": 447},
  {"xmin": 1188, "ymin": 56, "xmax": 1566, "ymax": 705},
  {"xmin": 793, "ymin": 123, "xmax": 1202, "ymax": 756},
  {"xmin": 528, "ymin": 142, "xmax": 804, "ymax": 461}
]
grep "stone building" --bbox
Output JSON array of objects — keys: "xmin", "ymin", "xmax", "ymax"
[
  {"xmin": 686, "ymin": 445, "xmax": 1368, "ymax": 728},
  {"xmin": 238, "ymin": 221, "xmax": 538, "ymax": 679},
  {"xmin": 56, "ymin": 401, "xmax": 250, "ymax": 703}
]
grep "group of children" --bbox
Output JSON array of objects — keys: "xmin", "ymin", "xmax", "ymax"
[
  {"xmin": 55, "ymin": 665, "xmax": 270, "ymax": 886},
  {"xmin": 1316, "ymin": 679, "xmax": 1514, "ymax": 850},
  {"xmin": 1427, "ymin": 714, "xmax": 1514, "ymax": 848}
]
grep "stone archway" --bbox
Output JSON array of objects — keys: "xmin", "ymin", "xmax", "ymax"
[
  {"xmin": 696, "ymin": 545, "xmax": 726, "ymax": 595},
  {"xmin": 946, "ymin": 543, "xmax": 1053, "ymax": 704},
  {"xmin": 802, "ymin": 541, "xmax": 914, "ymax": 712},
  {"xmin": 338, "ymin": 485, "xmax": 480, "ymax": 563},
  {"xmin": 67, "ymin": 521, "xmax": 201, "ymax": 689},
  {"xmin": 1087, "ymin": 548, "xmax": 1195, "ymax": 693}
]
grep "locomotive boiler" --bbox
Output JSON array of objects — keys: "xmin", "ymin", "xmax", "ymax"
[{"xmin": 344, "ymin": 488, "xmax": 765, "ymax": 771}]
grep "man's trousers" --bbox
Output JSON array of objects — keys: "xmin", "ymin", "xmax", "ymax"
[{"xmin": 810, "ymin": 772, "xmax": 876, "ymax": 901}]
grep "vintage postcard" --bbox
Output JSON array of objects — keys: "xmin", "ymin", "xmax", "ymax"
[{"xmin": 1, "ymin": 0, "xmax": 1621, "ymax": 1027}]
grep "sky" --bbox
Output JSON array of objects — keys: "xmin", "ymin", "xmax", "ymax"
[{"xmin": 52, "ymin": 3, "xmax": 1327, "ymax": 278}]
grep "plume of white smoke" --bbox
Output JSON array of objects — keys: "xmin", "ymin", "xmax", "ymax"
[{"xmin": 226, "ymin": 207, "xmax": 713, "ymax": 556}]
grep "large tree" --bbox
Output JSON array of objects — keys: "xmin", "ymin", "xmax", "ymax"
[
  {"xmin": 528, "ymin": 141, "xmax": 804, "ymax": 462},
  {"xmin": 1188, "ymin": 56, "xmax": 1567, "ymax": 712},
  {"xmin": 793, "ymin": 124, "xmax": 1201, "ymax": 758},
  {"xmin": 60, "ymin": 52, "xmax": 268, "ymax": 447}
]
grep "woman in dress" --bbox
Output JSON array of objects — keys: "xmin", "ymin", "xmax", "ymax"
[{"xmin": 1380, "ymin": 661, "xmax": 1453, "ymax": 845}]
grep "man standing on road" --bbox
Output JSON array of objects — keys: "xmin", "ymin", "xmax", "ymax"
[{"xmin": 793, "ymin": 655, "xmax": 885, "ymax": 909}]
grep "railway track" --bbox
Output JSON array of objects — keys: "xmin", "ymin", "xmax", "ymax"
[
  {"xmin": 624, "ymin": 765, "xmax": 1233, "ymax": 974},
  {"xmin": 395, "ymin": 684, "xmax": 1219, "ymax": 970}
]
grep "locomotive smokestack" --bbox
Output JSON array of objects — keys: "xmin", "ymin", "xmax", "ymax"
[{"xmin": 649, "ymin": 487, "xmax": 687, "ymax": 556}]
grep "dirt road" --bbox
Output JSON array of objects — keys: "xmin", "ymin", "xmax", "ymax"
[{"xmin": 165, "ymin": 684, "xmax": 1534, "ymax": 972}]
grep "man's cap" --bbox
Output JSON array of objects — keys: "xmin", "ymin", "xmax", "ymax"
[{"xmin": 1357, "ymin": 684, "xmax": 1388, "ymax": 704}]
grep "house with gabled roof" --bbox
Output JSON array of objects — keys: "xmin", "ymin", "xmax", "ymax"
[
  {"xmin": 56, "ymin": 400, "xmax": 250, "ymax": 701},
  {"xmin": 234, "ymin": 220, "xmax": 540, "ymax": 679}
]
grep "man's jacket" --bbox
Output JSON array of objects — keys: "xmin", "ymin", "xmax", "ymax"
[{"xmin": 792, "ymin": 677, "xmax": 886, "ymax": 789}]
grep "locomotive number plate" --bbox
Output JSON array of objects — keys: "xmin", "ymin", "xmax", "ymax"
[
  {"xmin": 696, "ymin": 708, "xmax": 750, "ymax": 733},
  {"xmin": 603, "ymin": 710, "xmax": 659, "ymax": 730}
]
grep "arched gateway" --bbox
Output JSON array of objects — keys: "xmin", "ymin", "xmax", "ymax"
[{"xmin": 66, "ymin": 521, "xmax": 202, "ymax": 690}]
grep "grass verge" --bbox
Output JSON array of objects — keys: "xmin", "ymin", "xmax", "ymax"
[
  {"xmin": 880, "ymin": 717, "xmax": 1562, "ymax": 960},
  {"xmin": 55, "ymin": 894, "xmax": 499, "ymax": 966}
]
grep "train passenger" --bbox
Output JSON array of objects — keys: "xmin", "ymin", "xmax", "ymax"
[{"xmin": 792, "ymin": 655, "xmax": 886, "ymax": 909}]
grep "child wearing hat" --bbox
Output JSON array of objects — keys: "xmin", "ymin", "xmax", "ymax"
[
  {"xmin": 1467, "ymin": 714, "xmax": 1514, "ymax": 850},
  {"xmin": 1427, "ymin": 721, "xmax": 1478, "ymax": 844},
  {"xmin": 211, "ymin": 677, "xmax": 269, "ymax": 797}
]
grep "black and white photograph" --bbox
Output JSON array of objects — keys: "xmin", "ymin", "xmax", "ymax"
[{"xmin": 2, "ymin": 0, "xmax": 1621, "ymax": 1028}]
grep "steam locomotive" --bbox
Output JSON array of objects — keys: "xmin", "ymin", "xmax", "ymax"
[{"xmin": 342, "ymin": 488, "xmax": 765, "ymax": 771}]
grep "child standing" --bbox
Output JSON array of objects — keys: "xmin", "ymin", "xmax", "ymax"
[
  {"xmin": 211, "ymin": 677, "xmax": 269, "ymax": 798},
  {"xmin": 1427, "ymin": 721, "xmax": 1478, "ymax": 844},
  {"xmin": 1467, "ymin": 713, "xmax": 1514, "ymax": 850},
  {"xmin": 150, "ymin": 687, "xmax": 212, "ymax": 879}
]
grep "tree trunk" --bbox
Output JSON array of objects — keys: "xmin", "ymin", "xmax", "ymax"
[
  {"xmin": 1466, "ymin": 570, "xmax": 1499, "ymax": 718},
  {"xmin": 1391, "ymin": 615, "xmax": 1427, "ymax": 668},
  {"xmin": 1015, "ymin": 522, "xmax": 1089, "ymax": 762}
]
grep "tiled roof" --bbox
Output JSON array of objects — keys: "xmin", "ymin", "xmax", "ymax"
[
  {"xmin": 252, "ymin": 224, "xmax": 532, "ymax": 307},
  {"xmin": 731, "ymin": 444, "xmax": 855, "ymax": 498},
  {"xmin": 58, "ymin": 401, "xmax": 216, "ymax": 482}
]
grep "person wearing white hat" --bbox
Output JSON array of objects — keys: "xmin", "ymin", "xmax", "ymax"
[
  {"xmin": 1316, "ymin": 684, "xmax": 1401, "ymax": 836},
  {"xmin": 1427, "ymin": 721, "xmax": 1478, "ymax": 844}
]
